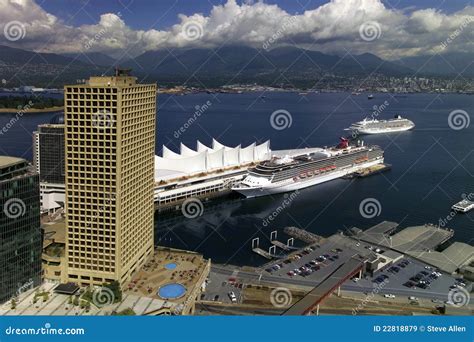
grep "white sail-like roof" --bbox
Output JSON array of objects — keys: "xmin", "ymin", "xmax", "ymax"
[
  {"xmin": 181, "ymin": 143, "xmax": 200, "ymax": 156},
  {"xmin": 206, "ymin": 148, "xmax": 224, "ymax": 169},
  {"xmin": 155, "ymin": 152, "xmax": 206, "ymax": 174},
  {"xmin": 155, "ymin": 139, "xmax": 272, "ymax": 181},
  {"xmin": 255, "ymin": 140, "xmax": 271, "ymax": 160},
  {"xmin": 162, "ymin": 145, "xmax": 181, "ymax": 159},
  {"xmin": 224, "ymin": 146, "xmax": 240, "ymax": 166},
  {"xmin": 197, "ymin": 140, "xmax": 211, "ymax": 152},
  {"xmin": 212, "ymin": 138, "xmax": 225, "ymax": 150},
  {"xmin": 240, "ymin": 142, "xmax": 255, "ymax": 163}
]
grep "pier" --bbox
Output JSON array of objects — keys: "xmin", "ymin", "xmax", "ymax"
[
  {"xmin": 251, "ymin": 238, "xmax": 278, "ymax": 260},
  {"xmin": 270, "ymin": 231, "xmax": 298, "ymax": 251}
]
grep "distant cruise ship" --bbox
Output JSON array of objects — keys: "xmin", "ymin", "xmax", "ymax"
[
  {"xmin": 232, "ymin": 138, "xmax": 384, "ymax": 198},
  {"xmin": 346, "ymin": 115, "xmax": 415, "ymax": 135}
]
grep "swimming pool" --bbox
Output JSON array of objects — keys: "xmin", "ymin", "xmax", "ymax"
[
  {"xmin": 165, "ymin": 263, "xmax": 177, "ymax": 270},
  {"xmin": 158, "ymin": 283, "xmax": 186, "ymax": 299}
]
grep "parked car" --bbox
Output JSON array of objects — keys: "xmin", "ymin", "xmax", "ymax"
[
  {"xmin": 228, "ymin": 291, "xmax": 237, "ymax": 303},
  {"xmin": 384, "ymin": 294, "xmax": 395, "ymax": 298}
]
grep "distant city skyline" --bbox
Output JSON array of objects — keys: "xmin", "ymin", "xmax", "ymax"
[{"xmin": 0, "ymin": 0, "xmax": 472, "ymax": 59}]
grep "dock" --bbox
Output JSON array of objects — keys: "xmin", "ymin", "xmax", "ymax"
[
  {"xmin": 271, "ymin": 240, "xmax": 292, "ymax": 251},
  {"xmin": 252, "ymin": 248, "xmax": 274, "ymax": 260}
]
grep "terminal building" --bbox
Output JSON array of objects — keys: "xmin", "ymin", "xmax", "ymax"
[
  {"xmin": 154, "ymin": 139, "xmax": 270, "ymax": 209},
  {"xmin": 0, "ymin": 156, "xmax": 42, "ymax": 304},
  {"xmin": 32, "ymin": 129, "xmax": 274, "ymax": 212}
]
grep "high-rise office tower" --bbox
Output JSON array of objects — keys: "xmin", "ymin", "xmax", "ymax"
[
  {"xmin": 33, "ymin": 123, "xmax": 65, "ymax": 184},
  {"xmin": 0, "ymin": 157, "xmax": 42, "ymax": 303},
  {"xmin": 64, "ymin": 70, "xmax": 156, "ymax": 287}
]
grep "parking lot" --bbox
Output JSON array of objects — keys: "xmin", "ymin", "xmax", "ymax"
[
  {"xmin": 202, "ymin": 234, "xmax": 470, "ymax": 307},
  {"xmin": 353, "ymin": 257, "xmax": 463, "ymax": 301},
  {"xmin": 249, "ymin": 236, "xmax": 468, "ymax": 303},
  {"xmin": 202, "ymin": 271, "xmax": 246, "ymax": 304}
]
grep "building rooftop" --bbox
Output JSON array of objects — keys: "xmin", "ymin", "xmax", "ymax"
[{"xmin": 0, "ymin": 156, "xmax": 25, "ymax": 169}]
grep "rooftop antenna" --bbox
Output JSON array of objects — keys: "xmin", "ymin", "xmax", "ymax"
[{"xmin": 115, "ymin": 66, "xmax": 132, "ymax": 77}]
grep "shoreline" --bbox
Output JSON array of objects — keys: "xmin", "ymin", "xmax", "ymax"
[{"xmin": 0, "ymin": 106, "xmax": 64, "ymax": 113}]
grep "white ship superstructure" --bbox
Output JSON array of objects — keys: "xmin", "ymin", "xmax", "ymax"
[
  {"xmin": 232, "ymin": 138, "xmax": 385, "ymax": 198},
  {"xmin": 452, "ymin": 199, "xmax": 474, "ymax": 213},
  {"xmin": 346, "ymin": 115, "xmax": 415, "ymax": 135}
]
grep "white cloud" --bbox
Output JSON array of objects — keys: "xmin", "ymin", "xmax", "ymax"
[{"xmin": 0, "ymin": 0, "xmax": 472, "ymax": 59}]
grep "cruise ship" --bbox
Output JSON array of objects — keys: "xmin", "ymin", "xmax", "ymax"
[
  {"xmin": 232, "ymin": 138, "xmax": 384, "ymax": 198},
  {"xmin": 346, "ymin": 115, "xmax": 415, "ymax": 135}
]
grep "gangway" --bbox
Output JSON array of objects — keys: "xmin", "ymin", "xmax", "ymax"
[
  {"xmin": 251, "ymin": 238, "xmax": 281, "ymax": 259},
  {"xmin": 270, "ymin": 231, "xmax": 298, "ymax": 251}
]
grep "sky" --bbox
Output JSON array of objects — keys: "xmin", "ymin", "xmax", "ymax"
[{"xmin": 1, "ymin": 0, "xmax": 473, "ymax": 59}]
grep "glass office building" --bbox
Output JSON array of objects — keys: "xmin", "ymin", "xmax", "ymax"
[{"xmin": 0, "ymin": 157, "xmax": 42, "ymax": 304}]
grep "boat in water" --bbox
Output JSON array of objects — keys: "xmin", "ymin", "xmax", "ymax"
[
  {"xmin": 345, "ymin": 115, "xmax": 415, "ymax": 135},
  {"xmin": 231, "ymin": 138, "xmax": 384, "ymax": 198},
  {"xmin": 368, "ymin": 94, "xmax": 374, "ymax": 99},
  {"xmin": 452, "ymin": 199, "xmax": 474, "ymax": 213}
]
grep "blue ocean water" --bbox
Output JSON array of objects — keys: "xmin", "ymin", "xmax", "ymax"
[{"xmin": 1, "ymin": 92, "xmax": 473, "ymax": 266}]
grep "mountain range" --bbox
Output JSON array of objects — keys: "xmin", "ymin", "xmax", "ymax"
[{"xmin": 0, "ymin": 44, "xmax": 471, "ymax": 88}]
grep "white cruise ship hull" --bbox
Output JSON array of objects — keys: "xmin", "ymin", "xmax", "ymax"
[
  {"xmin": 232, "ymin": 158, "xmax": 383, "ymax": 198},
  {"xmin": 356, "ymin": 125, "xmax": 414, "ymax": 135}
]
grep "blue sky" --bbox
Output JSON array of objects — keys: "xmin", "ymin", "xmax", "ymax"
[{"xmin": 38, "ymin": 0, "xmax": 467, "ymax": 31}]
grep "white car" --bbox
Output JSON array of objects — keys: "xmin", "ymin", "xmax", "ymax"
[
  {"xmin": 228, "ymin": 291, "xmax": 237, "ymax": 303},
  {"xmin": 384, "ymin": 294, "xmax": 396, "ymax": 299},
  {"xmin": 424, "ymin": 266, "xmax": 432, "ymax": 270},
  {"xmin": 353, "ymin": 277, "xmax": 360, "ymax": 283},
  {"xmin": 408, "ymin": 296, "xmax": 418, "ymax": 301}
]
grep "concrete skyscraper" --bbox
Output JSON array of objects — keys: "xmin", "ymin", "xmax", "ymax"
[{"xmin": 63, "ymin": 70, "xmax": 156, "ymax": 287}]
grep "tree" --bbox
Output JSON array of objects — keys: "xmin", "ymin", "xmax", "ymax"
[{"xmin": 104, "ymin": 281, "xmax": 122, "ymax": 303}]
